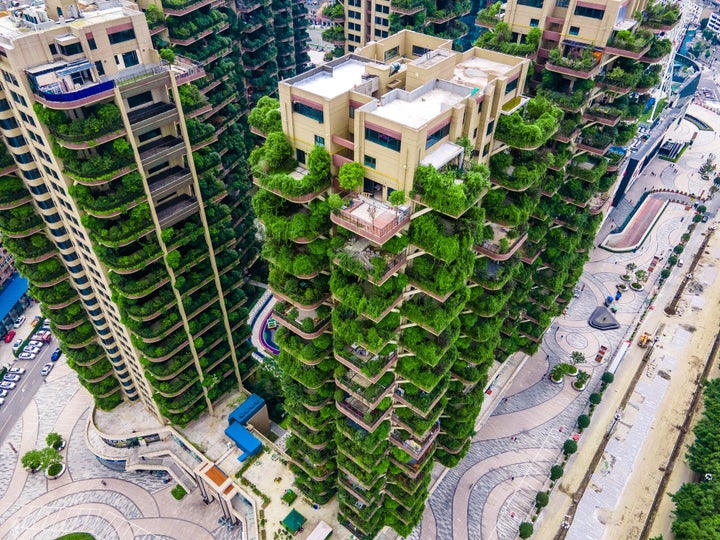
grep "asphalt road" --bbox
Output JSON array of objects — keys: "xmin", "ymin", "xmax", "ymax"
[{"xmin": 0, "ymin": 337, "xmax": 58, "ymax": 447}]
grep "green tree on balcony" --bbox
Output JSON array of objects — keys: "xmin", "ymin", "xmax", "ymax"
[{"xmin": 249, "ymin": 96, "xmax": 282, "ymax": 135}]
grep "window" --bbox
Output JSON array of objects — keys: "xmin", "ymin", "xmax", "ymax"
[
  {"xmin": 366, "ymin": 127, "xmax": 401, "ymax": 151},
  {"xmin": 426, "ymin": 123, "xmax": 450, "ymax": 148},
  {"xmin": 574, "ymin": 5, "xmax": 604, "ymax": 18},
  {"xmin": 483, "ymin": 143, "xmax": 490, "ymax": 156},
  {"xmin": 412, "ymin": 45, "xmax": 431, "ymax": 56},
  {"xmin": 296, "ymin": 148, "xmax": 306, "ymax": 164},
  {"xmin": 95, "ymin": 60, "xmax": 105, "ymax": 76},
  {"xmin": 477, "ymin": 101, "xmax": 483, "ymax": 114},
  {"xmin": 473, "ymin": 127, "xmax": 478, "ymax": 138},
  {"xmin": 314, "ymin": 135, "xmax": 325, "ymax": 147},
  {"xmin": 121, "ymin": 50, "xmax": 139, "ymax": 67},
  {"xmin": 349, "ymin": 9, "xmax": 360, "ymax": 18},
  {"xmin": 375, "ymin": 4, "xmax": 389, "ymax": 12},
  {"xmin": 530, "ymin": 18, "xmax": 539, "ymax": 27},
  {"xmin": 127, "ymin": 91, "xmax": 152, "ymax": 108},
  {"xmin": 138, "ymin": 128, "xmax": 161, "ymax": 143},
  {"xmin": 108, "ymin": 28, "xmax": 136, "ymax": 44},
  {"xmin": 30, "ymin": 184, "xmax": 48, "ymax": 196},
  {"xmin": 48, "ymin": 44, "xmax": 57, "ymax": 55},
  {"xmin": 505, "ymin": 78, "xmax": 518, "ymax": 94},
  {"xmin": 569, "ymin": 26, "xmax": 580, "ymax": 35},
  {"xmin": 0, "ymin": 98, "xmax": 9, "ymax": 111},
  {"xmin": 486, "ymin": 120, "xmax": 494, "ymax": 135},
  {"xmin": 384, "ymin": 46, "xmax": 399, "ymax": 61},
  {"xmin": 15, "ymin": 152, "xmax": 33, "ymax": 164},
  {"xmin": 556, "ymin": 0, "xmax": 570, "ymax": 7},
  {"xmin": 10, "ymin": 91, "xmax": 26, "ymax": 107},
  {"xmin": 58, "ymin": 42, "xmax": 83, "ymax": 56},
  {"xmin": 292, "ymin": 101, "xmax": 324, "ymax": 123},
  {"xmin": 88, "ymin": 37, "xmax": 97, "ymax": 50},
  {"xmin": 5, "ymin": 134, "xmax": 26, "ymax": 148},
  {"xmin": 0, "ymin": 117, "xmax": 18, "ymax": 130},
  {"xmin": 364, "ymin": 155, "xmax": 376, "ymax": 168},
  {"xmin": 19, "ymin": 112, "xmax": 35, "ymax": 126},
  {"xmin": 349, "ymin": 104, "xmax": 357, "ymax": 119},
  {"xmin": 1, "ymin": 70, "xmax": 17, "ymax": 86},
  {"xmin": 518, "ymin": 0, "xmax": 544, "ymax": 5}
]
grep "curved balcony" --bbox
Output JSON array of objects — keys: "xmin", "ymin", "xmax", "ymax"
[
  {"xmin": 474, "ymin": 232, "xmax": 528, "ymax": 262},
  {"xmin": 391, "ymin": 0, "xmax": 425, "ymax": 15},
  {"xmin": 331, "ymin": 196, "xmax": 410, "ymax": 245},
  {"xmin": 333, "ymin": 346, "xmax": 397, "ymax": 384},
  {"xmin": 336, "ymin": 398, "xmax": 390, "ymax": 433},
  {"xmin": 273, "ymin": 306, "xmax": 331, "ymax": 340},
  {"xmin": 161, "ymin": 0, "xmax": 215, "ymax": 16}
]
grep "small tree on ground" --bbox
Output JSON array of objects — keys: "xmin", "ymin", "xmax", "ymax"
[
  {"xmin": 589, "ymin": 392, "xmax": 602, "ymax": 405},
  {"xmin": 570, "ymin": 351, "xmax": 585, "ymax": 364},
  {"xmin": 21, "ymin": 450, "xmax": 43, "ymax": 471},
  {"xmin": 46, "ymin": 432, "xmax": 64, "ymax": 450},
  {"xmin": 535, "ymin": 491, "xmax": 549, "ymax": 509},
  {"xmin": 635, "ymin": 269, "xmax": 647, "ymax": 282},
  {"xmin": 171, "ymin": 484, "xmax": 188, "ymax": 500},
  {"xmin": 674, "ymin": 244, "xmax": 684, "ymax": 254},
  {"xmin": 563, "ymin": 439, "xmax": 578, "ymax": 456},
  {"xmin": 550, "ymin": 465, "xmax": 564, "ymax": 481},
  {"xmin": 601, "ymin": 372, "xmax": 615, "ymax": 385},
  {"xmin": 625, "ymin": 262, "xmax": 637, "ymax": 273},
  {"xmin": 519, "ymin": 522, "xmax": 534, "ymax": 538},
  {"xmin": 578, "ymin": 414, "xmax": 591, "ymax": 430}
]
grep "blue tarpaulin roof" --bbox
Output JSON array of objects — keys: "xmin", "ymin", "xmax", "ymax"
[
  {"xmin": 228, "ymin": 394, "xmax": 265, "ymax": 426},
  {"xmin": 225, "ymin": 422, "xmax": 262, "ymax": 461},
  {"xmin": 0, "ymin": 275, "xmax": 28, "ymax": 320}
]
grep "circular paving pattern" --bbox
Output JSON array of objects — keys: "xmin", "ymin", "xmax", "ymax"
[{"xmin": 565, "ymin": 332, "xmax": 588, "ymax": 350}]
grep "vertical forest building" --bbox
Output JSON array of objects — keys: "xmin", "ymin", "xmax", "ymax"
[
  {"xmin": 0, "ymin": 0, "xmax": 302, "ymax": 424},
  {"xmin": 251, "ymin": 0, "xmax": 677, "ymax": 529}
]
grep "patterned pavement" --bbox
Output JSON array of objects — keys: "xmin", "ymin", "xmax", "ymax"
[{"xmin": 412, "ymin": 106, "xmax": 718, "ymax": 540}]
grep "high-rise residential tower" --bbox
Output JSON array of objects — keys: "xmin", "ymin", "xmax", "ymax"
[{"xmin": 0, "ymin": 0, "xmax": 269, "ymax": 424}]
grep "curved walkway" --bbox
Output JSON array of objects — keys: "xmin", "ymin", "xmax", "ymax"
[{"xmin": 0, "ymin": 367, "xmax": 236, "ymax": 540}]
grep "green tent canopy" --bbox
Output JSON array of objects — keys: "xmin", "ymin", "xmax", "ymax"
[{"xmin": 282, "ymin": 508, "xmax": 306, "ymax": 533}]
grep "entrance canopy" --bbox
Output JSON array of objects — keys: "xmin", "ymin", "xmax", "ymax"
[{"xmin": 282, "ymin": 509, "xmax": 306, "ymax": 533}]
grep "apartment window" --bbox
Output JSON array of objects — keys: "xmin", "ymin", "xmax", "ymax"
[
  {"xmin": 30, "ymin": 184, "xmax": 48, "ymax": 196},
  {"xmin": 15, "ymin": 151, "xmax": 33, "ymax": 164},
  {"xmin": 292, "ymin": 101, "xmax": 324, "ymax": 123},
  {"xmin": 412, "ymin": 45, "xmax": 431, "ymax": 56},
  {"xmin": 9, "ymin": 91, "xmax": 26, "ymax": 107},
  {"xmin": 486, "ymin": 120, "xmax": 495, "ymax": 135},
  {"xmin": 2, "ymin": 70, "xmax": 18, "ymax": 86},
  {"xmin": 375, "ymin": 4, "xmax": 389, "ymax": 12},
  {"xmin": 349, "ymin": 22, "xmax": 361, "ymax": 31},
  {"xmin": 314, "ymin": 135, "xmax": 325, "ymax": 147},
  {"xmin": 483, "ymin": 143, "xmax": 490, "ymax": 156},
  {"xmin": 518, "ymin": 0, "xmax": 544, "ymax": 6},
  {"xmin": 477, "ymin": 101, "xmax": 483, "ymax": 114},
  {"xmin": 139, "ymin": 128, "xmax": 161, "ymax": 143},
  {"xmin": 37, "ymin": 199, "xmax": 55, "ymax": 210},
  {"xmin": 556, "ymin": 0, "xmax": 570, "ymax": 6},
  {"xmin": 569, "ymin": 26, "xmax": 580, "ymax": 35},
  {"xmin": 48, "ymin": 44, "xmax": 58, "ymax": 55},
  {"xmin": 384, "ymin": 46, "xmax": 399, "ymax": 61},
  {"xmin": 87, "ymin": 37, "xmax": 97, "ymax": 50},
  {"xmin": 58, "ymin": 42, "xmax": 83, "ymax": 56},
  {"xmin": 5, "ymin": 134, "xmax": 26, "ymax": 147},
  {"xmin": 62, "ymin": 253, "xmax": 79, "ymax": 263},
  {"xmin": 426, "ymin": 123, "xmax": 450, "ymax": 149},
  {"xmin": 349, "ymin": 33, "xmax": 362, "ymax": 43},
  {"xmin": 349, "ymin": 9, "xmax": 360, "ymax": 19},
  {"xmin": 46, "ymin": 213, "xmax": 61, "ymax": 224},
  {"xmin": 0, "ymin": 117, "xmax": 18, "ymax": 130},
  {"xmin": 296, "ymin": 148, "xmax": 306, "ymax": 164},
  {"xmin": 365, "ymin": 127, "xmax": 401, "ymax": 152},
  {"xmin": 19, "ymin": 112, "xmax": 35, "ymax": 126},
  {"xmin": 364, "ymin": 155, "xmax": 376, "ymax": 168},
  {"xmin": 122, "ymin": 50, "xmax": 139, "ymax": 67},
  {"xmin": 127, "ymin": 91, "xmax": 152, "ymax": 108},
  {"xmin": 374, "ymin": 29, "xmax": 388, "ymax": 38},
  {"xmin": 95, "ymin": 61, "xmax": 105, "ymax": 76},
  {"xmin": 0, "ymin": 99, "xmax": 9, "ymax": 111},
  {"xmin": 505, "ymin": 78, "xmax": 518, "ymax": 94},
  {"xmin": 108, "ymin": 28, "xmax": 136, "ymax": 44},
  {"xmin": 530, "ymin": 18, "xmax": 539, "ymax": 27},
  {"xmin": 574, "ymin": 5, "xmax": 604, "ymax": 19},
  {"xmin": 348, "ymin": 45, "xmax": 356, "ymax": 52},
  {"xmin": 349, "ymin": 104, "xmax": 357, "ymax": 119}
]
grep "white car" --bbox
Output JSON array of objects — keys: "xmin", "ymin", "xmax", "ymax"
[
  {"xmin": 11, "ymin": 339, "xmax": 22, "ymax": 352},
  {"xmin": 0, "ymin": 381, "xmax": 16, "ymax": 390},
  {"xmin": 41, "ymin": 363, "xmax": 53, "ymax": 376},
  {"xmin": 18, "ymin": 352, "xmax": 36, "ymax": 360},
  {"xmin": 0, "ymin": 389, "xmax": 7, "ymax": 397},
  {"xmin": 23, "ymin": 346, "xmax": 40, "ymax": 354},
  {"xmin": 8, "ymin": 367, "xmax": 26, "ymax": 374},
  {"xmin": 13, "ymin": 315, "xmax": 26, "ymax": 329},
  {"xmin": 28, "ymin": 340, "xmax": 44, "ymax": 348},
  {"xmin": 0, "ymin": 397, "xmax": 4, "ymax": 406}
]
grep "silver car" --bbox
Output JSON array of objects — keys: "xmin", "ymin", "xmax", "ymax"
[
  {"xmin": 0, "ymin": 381, "xmax": 16, "ymax": 390},
  {"xmin": 3, "ymin": 374, "xmax": 20, "ymax": 382},
  {"xmin": 41, "ymin": 363, "xmax": 53, "ymax": 376},
  {"xmin": 23, "ymin": 346, "xmax": 40, "ymax": 354},
  {"xmin": 18, "ymin": 352, "xmax": 36, "ymax": 360}
]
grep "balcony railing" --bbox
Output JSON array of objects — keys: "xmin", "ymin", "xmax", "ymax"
[
  {"xmin": 330, "ymin": 196, "xmax": 410, "ymax": 245},
  {"xmin": 147, "ymin": 167, "xmax": 193, "ymax": 201},
  {"xmin": 389, "ymin": 423, "xmax": 440, "ymax": 461},
  {"xmin": 156, "ymin": 196, "xmax": 199, "ymax": 228}
]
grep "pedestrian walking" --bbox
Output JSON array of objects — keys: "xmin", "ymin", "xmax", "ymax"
[
  {"xmin": 511, "ymin": 476, "xmax": 515, "ymax": 481},
  {"xmin": 101, "ymin": 480, "xmax": 107, "ymax": 486}
]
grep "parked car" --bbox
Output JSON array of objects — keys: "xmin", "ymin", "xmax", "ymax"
[
  {"xmin": 0, "ymin": 397, "xmax": 4, "ymax": 406},
  {"xmin": 33, "ymin": 332, "xmax": 52, "ymax": 343},
  {"xmin": 23, "ymin": 346, "xmax": 40, "ymax": 354},
  {"xmin": 3, "ymin": 330, "xmax": 16, "ymax": 343},
  {"xmin": 0, "ymin": 381, "xmax": 17, "ymax": 390},
  {"xmin": 11, "ymin": 339, "xmax": 22, "ymax": 352},
  {"xmin": 18, "ymin": 353, "xmax": 36, "ymax": 360},
  {"xmin": 0, "ymin": 389, "xmax": 7, "ymax": 398},
  {"xmin": 13, "ymin": 315, "xmax": 26, "ymax": 328},
  {"xmin": 50, "ymin": 348, "xmax": 62, "ymax": 362},
  {"xmin": 8, "ymin": 367, "xmax": 26, "ymax": 375},
  {"xmin": 28, "ymin": 340, "xmax": 44, "ymax": 348},
  {"xmin": 3, "ymin": 374, "xmax": 20, "ymax": 382},
  {"xmin": 42, "ymin": 320, "xmax": 51, "ymax": 329},
  {"xmin": 41, "ymin": 363, "xmax": 53, "ymax": 376},
  {"xmin": 702, "ymin": 215, "xmax": 709, "ymax": 223}
]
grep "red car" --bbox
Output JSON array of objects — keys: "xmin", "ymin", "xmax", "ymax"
[{"xmin": 3, "ymin": 330, "xmax": 15, "ymax": 343}]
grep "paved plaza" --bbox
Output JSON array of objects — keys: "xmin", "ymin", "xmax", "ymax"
[{"xmin": 412, "ymin": 103, "xmax": 720, "ymax": 540}]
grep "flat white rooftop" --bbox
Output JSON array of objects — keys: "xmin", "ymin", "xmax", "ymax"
[
  {"xmin": 293, "ymin": 58, "xmax": 369, "ymax": 99},
  {"xmin": 453, "ymin": 55, "xmax": 514, "ymax": 91},
  {"xmin": 372, "ymin": 87, "xmax": 466, "ymax": 129}
]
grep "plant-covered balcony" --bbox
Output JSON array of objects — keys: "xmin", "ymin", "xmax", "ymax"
[
  {"xmin": 391, "ymin": 0, "xmax": 425, "ymax": 15},
  {"xmin": 547, "ymin": 46, "xmax": 601, "ymax": 78},
  {"xmin": 330, "ymin": 270, "xmax": 407, "ymax": 323},
  {"xmin": 0, "ymin": 204, "xmax": 44, "ymax": 237},
  {"xmin": 642, "ymin": 37, "xmax": 672, "ymax": 61},
  {"xmin": 253, "ymin": 190, "xmax": 330, "ymax": 243},
  {"xmin": 567, "ymin": 154, "xmax": 608, "ymax": 182},
  {"xmin": 583, "ymin": 104, "xmax": 623, "ymax": 126},
  {"xmin": 333, "ymin": 235, "xmax": 408, "ymax": 286},
  {"xmin": 82, "ymin": 204, "xmax": 153, "ymax": 247},
  {"xmin": 559, "ymin": 179, "xmax": 598, "ymax": 205},
  {"xmin": 279, "ymin": 352, "xmax": 335, "ymax": 390},
  {"xmin": 167, "ymin": 9, "xmax": 229, "ymax": 45},
  {"xmin": 402, "ymin": 316, "xmax": 459, "ymax": 364},
  {"xmin": 392, "ymin": 397, "xmax": 446, "ymax": 438},
  {"xmin": 69, "ymin": 172, "xmax": 145, "ymax": 217},
  {"xmin": 110, "ymin": 264, "xmax": 169, "ymax": 298},
  {"xmin": 268, "ymin": 267, "xmax": 330, "ymax": 309},
  {"xmin": 30, "ymin": 281, "xmax": 78, "ymax": 309},
  {"xmin": 476, "ymin": 1, "xmax": 502, "ymax": 26},
  {"xmin": 389, "ymin": 423, "xmax": 439, "ymax": 465},
  {"xmin": 408, "ymin": 212, "xmax": 477, "ymax": 263},
  {"xmin": 548, "ymin": 145, "xmax": 572, "ymax": 170},
  {"xmin": 555, "ymin": 113, "xmax": 582, "ymax": 143},
  {"xmin": 243, "ymin": 45, "xmax": 278, "ymax": 69},
  {"xmin": 426, "ymin": 0, "xmax": 471, "ymax": 23},
  {"xmin": 475, "ymin": 23, "xmax": 540, "ymax": 57},
  {"xmin": 275, "ymin": 328, "xmax": 332, "ymax": 365},
  {"xmin": 182, "ymin": 35, "xmax": 232, "ymax": 63},
  {"xmin": 475, "ymin": 221, "xmax": 528, "ymax": 261},
  {"xmin": 406, "ymin": 254, "xmax": 469, "ymax": 300},
  {"xmin": 537, "ymin": 74, "xmax": 594, "ymax": 112},
  {"xmin": 641, "ymin": 0, "xmax": 680, "ymax": 31},
  {"xmin": 0, "ymin": 143, "xmax": 16, "ymax": 173},
  {"xmin": 337, "ymin": 395, "xmax": 392, "ymax": 432},
  {"xmin": 490, "ymin": 150, "xmax": 548, "ymax": 191},
  {"xmin": 274, "ymin": 302, "xmax": 331, "ymax": 339},
  {"xmin": 14, "ymin": 257, "xmax": 66, "ymax": 287},
  {"xmin": 599, "ymin": 60, "xmax": 662, "ymax": 93},
  {"xmin": 483, "ymin": 189, "xmax": 536, "ymax": 227},
  {"xmin": 471, "ymin": 257, "xmax": 520, "ymax": 290},
  {"xmin": 334, "ymin": 342, "xmax": 398, "ymax": 382},
  {"xmin": 34, "ymin": 102, "xmax": 124, "ymax": 148},
  {"xmin": 496, "ymin": 97, "xmax": 562, "ymax": 150},
  {"xmin": 58, "ymin": 138, "xmax": 136, "ymax": 184},
  {"xmin": 606, "ymin": 29, "xmax": 653, "ymax": 58},
  {"xmin": 53, "ymin": 320, "xmax": 97, "ymax": 348},
  {"xmin": 577, "ymin": 126, "xmax": 613, "ymax": 155},
  {"xmin": 248, "ymin": 96, "xmax": 282, "ymax": 137},
  {"xmin": 321, "ymin": 25, "xmax": 345, "ymax": 46},
  {"xmin": 322, "ymin": 1, "xmax": 345, "ymax": 21},
  {"xmin": 3, "ymin": 234, "xmax": 56, "ymax": 263},
  {"xmin": 336, "ymin": 369, "xmax": 395, "ymax": 409},
  {"xmin": 334, "ymin": 307, "xmax": 401, "ymax": 356},
  {"xmin": 262, "ymin": 240, "xmax": 328, "ymax": 278},
  {"xmin": 251, "ymin": 135, "xmax": 330, "ymax": 202},
  {"xmin": 402, "ymin": 287, "xmax": 469, "ymax": 336},
  {"xmin": 412, "ymin": 163, "xmax": 489, "ymax": 217}
]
